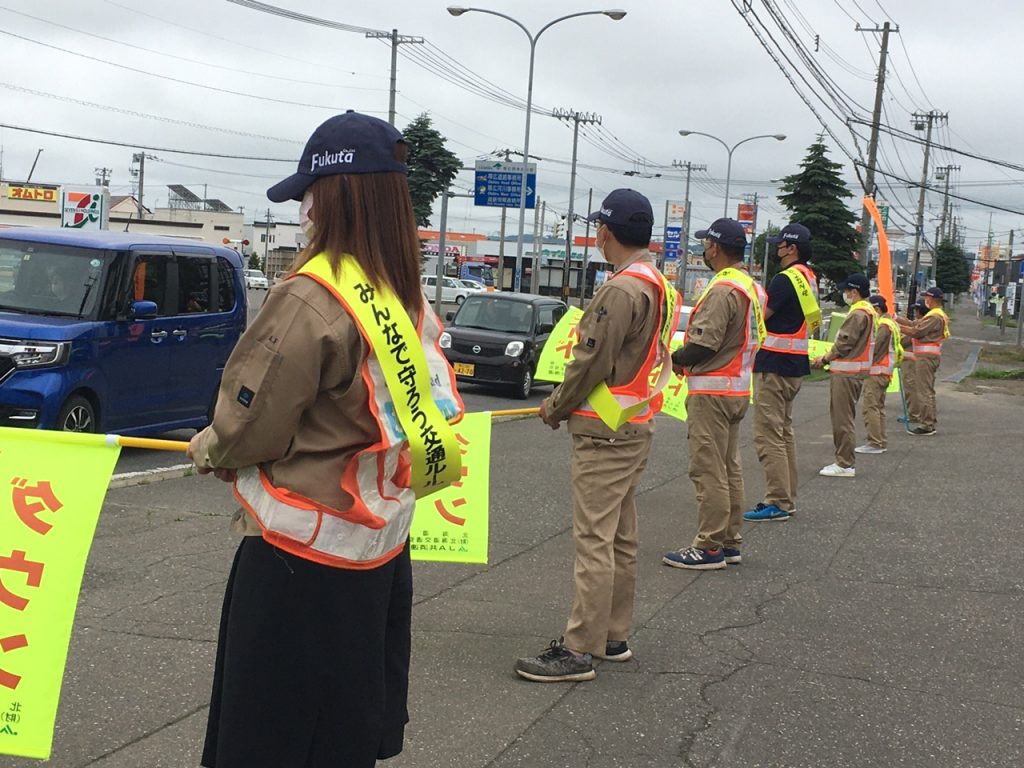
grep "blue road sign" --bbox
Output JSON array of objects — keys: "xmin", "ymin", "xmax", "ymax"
[
  {"xmin": 664, "ymin": 226, "xmax": 681, "ymax": 261},
  {"xmin": 474, "ymin": 161, "xmax": 537, "ymax": 209}
]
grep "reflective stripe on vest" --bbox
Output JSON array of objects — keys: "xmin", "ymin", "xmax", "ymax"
[
  {"xmin": 572, "ymin": 261, "xmax": 681, "ymax": 428},
  {"xmin": 910, "ymin": 308, "xmax": 950, "ymax": 356},
  {"xmin": 870, "ymin": 317, "xmax": 901, "ymax": 377},
  {"xmin": 686, "ymin": 268, "xmax": 767, "ymax": 396},
  {"xmin": 233, "ymin": 254, "xmax": 465, "ymax": 569},
  {"xmin": 829, "ymin": 301, "xmax": 876, "ymax": 375},
  {"xmin": 761, "ymin": 263, "xmax": 820, "ymax": 355}
]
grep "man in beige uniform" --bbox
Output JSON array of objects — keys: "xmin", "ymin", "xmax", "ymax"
[
  {"xmin": 515, "ymin": 189, "xmax": 671, "ymax": 683},
  {"xmin": 663, "ymin": 218, "xmax": 763, "ymax": 570},
  {"xmin": 856, "ymin": 294, "xmax": 896, "ymax": 454},
  {"xmin": 811, "ymin": 273, "xmax": 874, "ymax": 477},
  {"xmin": 896, "ymin": 286, "xmax": 949, "ymax": 435}
]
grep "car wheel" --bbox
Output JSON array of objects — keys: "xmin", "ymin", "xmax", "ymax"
[
  {"xmin": 512, "ymin": 368, "xmax": 533, "ymax": 400},
  {"xmin": 455, "ymin": 294, "xmax": 465, "ymax": 305},
  {"xmin": 57, "ymin": 395, "xmax": 96, "ymax": 433}
]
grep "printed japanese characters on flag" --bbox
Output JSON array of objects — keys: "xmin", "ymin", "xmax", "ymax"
[
  {"xmin": 0, "ymin": 428, "xmax": 121, "ymax": 760},
  {"xmin": 409, "ymin": 412, "xmax": 490, "ymax": 564},
  {"xmin": 535, "ymin": 306, "xmax": 584, "ymax": 383}
]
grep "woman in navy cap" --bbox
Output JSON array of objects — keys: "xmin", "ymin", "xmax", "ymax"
[{"xmin": 189, "ymin": 112, "xmax": 464, "ymax": 767}]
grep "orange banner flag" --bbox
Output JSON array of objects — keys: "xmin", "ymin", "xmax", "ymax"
[{"xmin": 863, "ymin": 197, "xmax": 895, "ymax": 311}]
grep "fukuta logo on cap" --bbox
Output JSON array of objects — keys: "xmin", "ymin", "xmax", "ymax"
[
  {"xmin": 707, "ymin": 227, "xmax": 722, "ymax": 239},
  {"xmin": 783, "ymin": 232, "xmax": 800, "ymax": 240},
  {"xmin": 600, "ymin": 207, "xmax": 613, "ymax": 217},
  {"xmin": 310, "ymin": 148, "xmax": 357, "ymax": 172}
]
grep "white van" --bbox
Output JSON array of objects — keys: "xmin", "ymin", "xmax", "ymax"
[{"xmin": 421, "ymin": 274, "xmax": 471, "ymax": 304}]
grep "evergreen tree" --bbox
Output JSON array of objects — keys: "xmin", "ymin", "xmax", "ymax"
[
  {"xmin": 933, "ymin": 238, "xmax": 971, "ymax": 296},
  {"xmin": 403, "ymin": 113, "xmax": 461, "ymax": 228},
  {"xmin": 777, "ymin": 139, "xmax": 861, "ymax": 302}
]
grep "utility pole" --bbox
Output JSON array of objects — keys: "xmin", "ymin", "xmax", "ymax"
[
  {"xmin": 264, "ymin": 208, "xmax": 273, "ymax": 271},
  {"xmin": 671, "ymin": 160, "xmax": 706, "ymax": 298},
  {"xmin": 908, "ymin": 110, "xmax": 947, "ymax": 310},
  {"xmin": 94, "ymin": 167, "xmax": 112, "ymax": 188},
  {"xmin": 131, "ymin": 152, "xmax": 157, "ymax": 219},
  {"xmin": 1002, "ymin": 229, "xmax": 1014, "ymax": 336},
  {"xmin": 530, "ymin": 200, "xmax": 546, "ymax": 294},
  {"xmin": 495, "ymin": 149, "xmax": 514, "ymax": 291},
  {"xmin": 552, "ymin": 109, "xmax": 602, "ymax": 303},
  {"xmin": 26, "ymin": 149, "xmax": 43, "ymax": 182},
  {"xmin": 579, "ymin": 187, "xmax": 593, "ymax": 307},
  {"xmin": 856, "ymin": 21, "xmax": 897, "ymax": 259},
  {"xmin": 363, "ymin": 29, "xmax": 425, "ymax": 126},
  {"xmin": 935, "ymin": 165, "xmax": 960, "ymax": 242},
  {"xmin": 744, "ymin": 192, "xmax": 759, "ymax": 273}
]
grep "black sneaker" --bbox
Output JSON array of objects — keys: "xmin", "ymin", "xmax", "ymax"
[
  {"xmin": 910, "ymin": 426, "xmax": 936, "ymax": 436},
  {"xmin": 515, "ymin": 639, "xmax": 595, "ymax": 682},
  {"xmin": 594, "ymin": 640, "xmax": 632, "ymax": 662}
]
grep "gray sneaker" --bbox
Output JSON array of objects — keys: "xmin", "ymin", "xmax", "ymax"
[
  {"xmin": 855, "ymin": 444, "xmax": 886, "ymax": 454},
  {"xmin": 515, "ymin": 639, "xmax": 595, "ymax": 682}
]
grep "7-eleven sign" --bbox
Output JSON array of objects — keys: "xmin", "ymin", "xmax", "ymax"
[{"xmin": 60, "ymin": 188, "xmax": 109, "ymax": 230}]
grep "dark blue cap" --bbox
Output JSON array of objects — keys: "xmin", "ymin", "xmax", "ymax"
[
  {"xmin": 267, "ymin": 111, "xmax": 407, "ymax": 203},
  {"xmin": 868, "ymin": 294, "xmax": 888, "ymax": 313},
  {"xmin": 839, "ymin": 273, "xmax": 870, "ymax": 296},
  {"xmin": 922, "ymin": 286, "xmax": 945, "ymax": 300},
  {"xmin": 695, "ymin": 218, "xmax": 747, "ymax": 248},
  {"xmin": 586, "ymin": 189, "xmax": 654, "ymax": 227},
  {"xmin": 768, "ymin": 222, "xmax": 811, "ymax": 245}
]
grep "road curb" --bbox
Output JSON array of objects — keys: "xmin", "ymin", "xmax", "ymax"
[{"xmin": 108, "ymin": 463, "xmax": 196, "ymax": 489}]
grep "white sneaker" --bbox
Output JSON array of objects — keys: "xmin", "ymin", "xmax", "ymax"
[
  {"xmin": 854, "ymin": 444, "xmax": 886, "ymax": 454},
  {"xmin": 819, "ymin": 463, "xmax": 856, "ymax": 477}
]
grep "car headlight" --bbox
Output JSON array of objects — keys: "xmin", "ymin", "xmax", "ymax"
[
  {"xmin": 439, "ymin": 332, "xmax": 452, "ymax": 349},
  {"xmin": 0, "ymin": 340, "xmax": 69, "ymax": 368},
  {"xmin": 505, "ymin": 341, "xmax": 524, "ymax": 357}
]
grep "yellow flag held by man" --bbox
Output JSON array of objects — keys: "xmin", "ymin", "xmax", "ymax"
[{"xmin": 0, "ymin": 428, "xmax": 120, "ymax": 760}]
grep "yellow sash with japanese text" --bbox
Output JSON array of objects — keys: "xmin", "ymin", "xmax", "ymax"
[{"xmin": 300, "ymin": 254, "xmax": 461, "ymax": 497}]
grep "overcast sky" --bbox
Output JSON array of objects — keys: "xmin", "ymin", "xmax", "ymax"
[{"xmin": 1, "ymin": 0, "xmax": 1021, "ymax": 253}]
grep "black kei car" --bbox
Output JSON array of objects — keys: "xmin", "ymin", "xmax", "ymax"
[{"xmin": 440, "ymin": 293, "xmax": 568, "ymax": 399}]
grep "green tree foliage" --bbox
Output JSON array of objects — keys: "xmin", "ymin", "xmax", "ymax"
[
  {"xmin": 247, "ymin": 253, "xmax": 262, "ymax": 271},
  {"xmin": 752, "ymin": 223, "xmax": 780, "ymax": 283},
  {"xmin": 933, "ymin": 239, "xmax": 971, "ymax": 296},
  {"xmin": 777, "ymin": 140, "xmax": 861, "ymax": 302},
  {"xmin": 403, "ymin": 113, "xmax": 461, "ymax": 228}
]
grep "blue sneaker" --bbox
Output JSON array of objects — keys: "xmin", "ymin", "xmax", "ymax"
[
  {"xmin": 662, "ymin": 546, "xmax": 726, "ymax": 570},
  {"xmin": 722, "ymin": 547, "xmax": 741, "ymax": 564},
  {"xmin": 743, "ymin": 503, "xmax": 791, "ymax": 522}
]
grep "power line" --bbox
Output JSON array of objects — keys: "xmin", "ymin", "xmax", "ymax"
[{"xmin": 860, "ymin": 164, "xmax": 1024, "ymax": 216}]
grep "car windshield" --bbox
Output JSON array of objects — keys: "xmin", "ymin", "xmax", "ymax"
[
  {"xmin": 453, "ymin": 295, "xmax": 534, "ymax": 333},
  {"xmin": 0, "ymin": 239, "xmax": 108, "ymax": 317}
]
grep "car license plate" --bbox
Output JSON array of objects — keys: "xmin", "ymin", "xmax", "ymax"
[{"xmin": 454, "ymin": 363, "xmax": 475, "ymax": 376}]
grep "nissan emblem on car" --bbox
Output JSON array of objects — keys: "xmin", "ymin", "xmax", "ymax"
[{"xmin": 472, "ymin": 345, "xmax": 482, "ymax": 354}]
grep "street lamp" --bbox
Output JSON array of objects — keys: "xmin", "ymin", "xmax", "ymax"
[
  {"xmin": 448, "ymin": 6, "xmax": 626, "ymax": 291},
  {"xmin": 678, "ymin": 130, "xmax": 786, "ymax": 218}
]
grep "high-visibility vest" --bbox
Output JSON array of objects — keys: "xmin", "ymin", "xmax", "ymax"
[
  {"xmin": 761, "ymin": 262, "xmax": 821, "ymax": 355},
  {"xmin": 910, "ymin": 307, "xmax": 950, "ymax": 356},
  {"xmin": 686, "ymin": 267, "xmax": 768, "ymax": 396},
  {"xmin": 573, "ymin": 261, "xmax": 681, "ymax": 427},
  {"xmin": 829, "ymin": 300, "xmax": 876, "ymax": 374},
  {"xmin": 870, "ymin": 316, "xmax": 903, "ymax": 377},
  {"xmin": 232, "ymin": 253, "xmax": 464, "ymax": 570}
]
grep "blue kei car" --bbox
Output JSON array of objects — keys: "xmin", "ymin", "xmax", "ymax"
[{"xmin": 0, "ymin": 228, "xmax": 247, "ymax": 435}]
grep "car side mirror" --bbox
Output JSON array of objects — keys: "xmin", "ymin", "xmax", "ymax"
[
  {"xmin": 537, "ymin": 322, "xmax": 555, "ymax": 335},
  {"xmin": 445, "ymin": 311, "xmax": 455, "ymax": 322},
  {"xmin": 129, "ymin": 300, "xmax": 158, "ymax": 319}
]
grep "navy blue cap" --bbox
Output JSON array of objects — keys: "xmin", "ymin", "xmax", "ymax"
[
  {"xmin": 586, "ymin": 189, "xmax": 654, "ymax": 227},
  {"xmin": 267, "ymin": 111, "xmax": 407, "ymax": 203},
  {"xmin": 922, "ymin": 286, "xmax": 945, "ymax": 300},
  {"xmin": 868, "ymin": 294, "xmax": 888, "ymax": 313},
  {"xmin": 839, "ymin": 273, "xmax": 870, "ymax": 296},
  {"xmin": 695, "ymin": 218, "xmax": 747, "ymax": 248},
  {"xmin": 768, "ymin": 222, "xmax": 811, "ymax": 245}
]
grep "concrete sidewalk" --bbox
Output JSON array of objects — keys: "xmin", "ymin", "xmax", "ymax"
[{"xmin": 5, "ymin": 313, "xmax": 1022, "ymax": 768}]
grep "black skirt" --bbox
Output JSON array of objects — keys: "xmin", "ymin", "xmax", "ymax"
[{"xmin": 201, "ymin": 536, "xmax": 412, "ymax": 768}]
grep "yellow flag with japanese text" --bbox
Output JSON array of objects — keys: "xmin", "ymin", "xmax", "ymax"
[
  {"xmin": 0, "ymin": 428, "xmax": 120, "ymax": 760},
  {"xmin": 409, "ymin": 412, "xmax": 490, "ymax": 564}
]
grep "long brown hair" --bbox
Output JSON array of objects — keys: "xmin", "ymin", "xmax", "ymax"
[{"xmin": 291, "ymin": 144, "xmax": 422, "ymax": 313}]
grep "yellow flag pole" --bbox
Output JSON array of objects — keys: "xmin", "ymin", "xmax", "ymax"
[{"xmin": 110, "ymin": 409, "xmax": 541, "ymax": 453}]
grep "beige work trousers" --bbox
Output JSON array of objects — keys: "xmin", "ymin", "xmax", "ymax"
[
  {"xmin": 687, "ymin": 394, "xmax": 749, "ymax": 552},
  {"xmin": 829, "ymin": 373, "xmax": 865, "ymax": 468},
  {"xmin": 901, "ymin": 357, "xmax": 920, "ymax": 423},
  {"xmin": 563, "ymin": 431, "xmax": 652, "ymax": 657},
  {"xmin": 752, "ymin": 372, "xmax": 803, "ymax": 511},
  {"xmin": 912, "ymin": 354, "xmax": 940, "ymax": 429},
  {"xmin": 861, "ymin": 374, "xmax": 890, "ymax": 449}
]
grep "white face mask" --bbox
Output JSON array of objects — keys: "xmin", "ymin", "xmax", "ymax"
[{"xmin": 299, "ymin": 189, "xmax": 315, "ymax": 238}]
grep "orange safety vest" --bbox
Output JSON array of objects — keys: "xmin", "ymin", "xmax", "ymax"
[
  {"xmin": 829, "ymin": 301, "xmax": 876, "ymax": 374},
  {"xmin": 233, "ymin": 264, "xmax": 464, "ymax": 570},
  {"xmin": 686, "ymin": 269, "xmax": 768, "ymax": 396},
  {"xmin": 910, "ymin": 308, "xmax": 950, "ymax": 356},
  {"xmin": 572, "ymin": 261, "xmax": 681, "ymax": 425},
  {"xmin": 761, "ymin": 262, "xmax": 819, "ymax": 355},
  {"xmin": 870, "ymin": 316, "xmax": 901, "ymax": 377}
]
